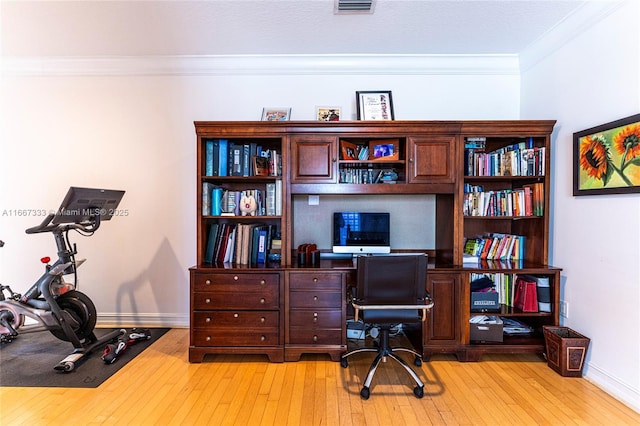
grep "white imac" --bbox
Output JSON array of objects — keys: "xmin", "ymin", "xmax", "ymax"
[{"xmin": 332, "ymin": 212, "xmax": 390, "ymax": 254}]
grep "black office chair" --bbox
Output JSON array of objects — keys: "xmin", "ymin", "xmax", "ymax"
[{"xmin": 340, "ymin": 254, "xmax": 434, "ymax": 399}]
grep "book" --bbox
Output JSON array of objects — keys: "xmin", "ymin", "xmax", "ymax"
[
  {"xmin": 514, "ymin": 275, "xmax": 538, "ymax": 312},
  {"xmin": 533, "ymin": 275, "xmax": 551, "ymax": 312},
  {"xmin": 204, "ymin": 223, "xmax": 219, "ymax": 264},
  {"xmin": 205, "ymin": 140, "xmax": 215, "ymax": 176},
  {"xmin": 218, "ymin": 139, "xmax": 228, "ymax": 177}
]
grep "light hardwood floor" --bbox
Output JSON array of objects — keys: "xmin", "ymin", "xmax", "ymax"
[{"xmin": 1, "ymin": 328, "xmax": 638, "ymax": 425}]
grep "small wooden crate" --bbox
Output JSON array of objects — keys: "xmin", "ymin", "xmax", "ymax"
[{"xmin": 543, "ymin": 326, "xmax": 590, "ymax": 377}]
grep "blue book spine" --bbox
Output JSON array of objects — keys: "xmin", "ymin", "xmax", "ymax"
[
  {"xmin": 205, "ymin": 140, "xmax": 214, "ymax": 176},
  {"xmin": 211, "ymin": 188, "xmax": 222, "ymax": 216},
  {"xmin": 257, "ymin": 229, "xmax": 267, "ymax": 263},
  {"xmin": 218, "ymin": 139, "xmax": 228, "ymax": 177}
]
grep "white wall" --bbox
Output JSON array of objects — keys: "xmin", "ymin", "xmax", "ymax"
[
  {"xmin": 520, "ymin": 0, "xmax": 640, "ymax": 412},
  {"xmin": 0, "ymin": 65, "xmax": 519, "ymax": 328}
]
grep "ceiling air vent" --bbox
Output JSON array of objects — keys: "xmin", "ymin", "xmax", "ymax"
[{"xmin": 335, "ymin": 0, "xmax": 375, "ymax": 14}]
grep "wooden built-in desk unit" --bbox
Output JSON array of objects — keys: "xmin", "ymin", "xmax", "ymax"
[{"xmin": 189, "ymin": 121, "xmax": 561, "ymax": 363}]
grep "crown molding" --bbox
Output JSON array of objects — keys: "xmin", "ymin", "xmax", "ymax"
[
  {"xmin": 520, "ymin": 1, "xmax": 627, "ymax": 72},
  {"xmin": 1, "ymin": 54, "xmax": 519, "ymax": 77}
]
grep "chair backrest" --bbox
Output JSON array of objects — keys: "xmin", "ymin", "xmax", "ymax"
[{"xmin": 356, "ymin": 254, "xmax": 427, "ymax": 305}]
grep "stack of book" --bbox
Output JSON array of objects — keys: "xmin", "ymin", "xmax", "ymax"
[
  {"xmin": 205, "ymin": 139, "xmax": 282, "ymax": 177},
  {"xmin": 204, "ymin": 222, "xmax": 278, "ymax": 265}
]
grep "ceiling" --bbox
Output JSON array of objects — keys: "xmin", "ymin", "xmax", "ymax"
[{"xmin": 1, "ymin": 0, "xmax": 595, "ymax": 57}]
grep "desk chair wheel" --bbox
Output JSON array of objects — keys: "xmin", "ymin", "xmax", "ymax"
[
  {"xmin": 340, "ymin": 358, "xmax": 348, "ymax": 368},
  {"xmin": 414, "ymin": 385, "xmax": 424, "ymax": 398},
  {"xmin": 360, "ymin": 386, "xmax": 370, "ymax": 400},
  {"xmin": 414, "ymin": 355, "xmax": 422, "ymax": 367}
]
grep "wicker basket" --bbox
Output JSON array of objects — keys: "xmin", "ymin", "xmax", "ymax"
[{"xmin": 543, "ymin": 326, "xmax": 590, "ymax": 377}]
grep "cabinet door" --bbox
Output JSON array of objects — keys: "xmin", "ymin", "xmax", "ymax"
[
  {"xmin": 290, "ymin": 135, "xmax": 337, "ymax": 183},
  {"xmin": 408, "ymin": 136, "xmax": 456, "ymax": 183},
  {"xmin": 424, "ymin": 272, "xmax": 460, "ymax": 346}
]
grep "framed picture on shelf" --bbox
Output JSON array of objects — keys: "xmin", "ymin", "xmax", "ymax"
[
  {"xmin": 316, "ymin": 106, "xmax": 341, "ymax": 121},
  {"xmin": 369, "ymin": 139, "xmax": 399, "ymax": 161},
  {"xmin": 253, "ymin": 156, "xmax": 269, "ymax": 176},
  {"xmin": 261, "ymin": 108, "xmax": 291, "ymax": 121},
  {"xmin": 573, "ymin": 113, "xmax": 640, "ymax": 196},
  {"xmin": 356, "ymin": 91, "xmax": 394, "ymax": 121},
  {"xmin": 340, "ymin": 141, "xmax": 358, "ymax": 160}
]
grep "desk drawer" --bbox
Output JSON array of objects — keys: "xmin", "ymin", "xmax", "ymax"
[
  {"xmin": 193, "ymin": 272, "xmax": 280, "ymax": 291},
  {"xmin": 193, "ymin": 329, "xmax": 279, "ymax": 347},
  {"xmin": 289, "ymin": 272, "xmax": 342, "ymax": 290},
  {"xmin": 289, "ymin": 309, "xmax": 342, "ymax": 328},
  {"xmin": 288, "ymin": 328, "xmax": 343, "ymax": 345},
  {"xmin": 289, "ymin": 291, "xmax": 342, "ymax": 308},
  {"xmin": 193, "ymin": 311, "xmax": 279, "ymax": 328},
  {"xmin": 193, "ymin": 290, "xmax": 278, "ymax": 310}
]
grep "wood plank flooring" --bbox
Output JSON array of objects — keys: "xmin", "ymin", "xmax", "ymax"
[{"xmin": 1, "ymin": 328, "xmax": 638, "ymax": 425}]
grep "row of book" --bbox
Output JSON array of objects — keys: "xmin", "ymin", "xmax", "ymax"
[
  {"xmin": 205, "ymin": 222, "xmax": 279, "ymax": 265},
  {"xmin": 205, "ymin": 139, "xmax": 282, "ymax": 177},
  {"xmin": 202, "ymin": 182, "xmax": 282, "ymax": 217},
  {"xmin": 463, "ymin": 182, "xmax": 544, "ymax": 217},
  {"xmin": 464, "ymin": 137, "xmax": 545, "ymax": 177},
  {"xmin": 464, "ymin": 233, "xmax": 525, "ymax": 262},
  {"xmin": 470, "ymin": 272, "xmax": 551, "ymax": 313},
  {"xmin": 338, "ymin": 167, "xmax": 398, "ymax": 184}
]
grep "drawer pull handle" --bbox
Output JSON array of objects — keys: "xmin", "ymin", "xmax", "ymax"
[
  {"xmin": 260, "ymin": 317, "xmax": 265, "ymax": 323},
  {"xmin": 260, "ymin": 298, "xmax": 266, "ymax": 304},
  {"xmin": 313, "ymin": 277, "xmax": 318, "ymax": 283},
  {"xmin": 313, "ymin": 335, "xmax": 318, "ymax": 342},
  {"xmin": 233, "ymin": 275, "xmax": 239, "ymax": 281},
  {"xmin": 205, "ymin": 317, "xmax": 211, "ymax": 323},
  {"xmin": 205, "ymin": 298, "xmax": 211, "ymax": 304},
  {"xmin": 261, "ymin": 335, "xmax": 266, "ymax": 341},
  {"xmin": 260, "ymin": 279, "xmax": 266, "ymax": 285},
  {"xmin": 206, "ymin": 336, "xmax": 211, "ymax": 342},
  {"xmin": 205, "ymin": 279, "xmax": 211, "ymax": 285},
  {"xmin": 233, "ymin": 313, "xmax": 239, "ymax": 318},
  {"xmin": 313, "ymin": 296, "xmax": 318, "ymax": 301}
]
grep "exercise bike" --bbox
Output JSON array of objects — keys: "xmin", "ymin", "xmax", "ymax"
[{"xmin": 0, "ymin": 187, "xmax": 125, "ymax": 372}]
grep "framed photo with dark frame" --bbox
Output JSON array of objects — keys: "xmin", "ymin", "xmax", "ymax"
[
  {"xmin": 573, "ymin": 113, "xmax": 640, "ymax": 196},
  {"xmin": 356, "ymin": 91, "xmax": 394, "ymax": 121}
]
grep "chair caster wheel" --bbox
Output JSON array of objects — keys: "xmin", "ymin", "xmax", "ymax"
[
  {"xmin": 360, "ymin": 386, "xmax": 370, "ymax": 400},
  {"xmin": 340, "ymin": 358, "xmax": 348, "ymax": 368},
  {"xmin": 414, "ymin": 385, "xmax": 424, "ymax": 398},
  {"xmin": 414, "ymin": 355, "xmax": 422, "ymax": 366}
]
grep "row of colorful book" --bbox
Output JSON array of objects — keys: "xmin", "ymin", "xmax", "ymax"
[
  {"xmin": 205, "ymin": 222, "xmax": 278, "ymax": 265},
  {"xmin": 464, "ymin": 137, "xmax": 545, "ymax": 177},
  {"xmin": 463, "ymin": 182, "xmax": 544, "ymax": 217},
  {"xmin": 464, "ymin": 233, "xmax": 525, "ymax": 262},
  {"xmin": 205, "ymin": 139, "xmax": 282, "ymax": 177}
]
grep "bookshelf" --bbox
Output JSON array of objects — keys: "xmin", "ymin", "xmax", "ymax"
[{"xmin": 189, "ymin": 120, "xmax": 560, "ymax": 363}]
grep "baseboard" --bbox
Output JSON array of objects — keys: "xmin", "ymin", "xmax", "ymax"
[
  {"xmin": 96, "ymin": 312, "xmax": 188, "ymax": 329},
  {"xmin": 585, "ymin": 362, "xmax": 640, "ymax": 413}
]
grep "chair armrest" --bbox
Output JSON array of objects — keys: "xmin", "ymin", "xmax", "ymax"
[{"xmin": 352, "ymin": 298, "xmax": 434, "ymax": 322}]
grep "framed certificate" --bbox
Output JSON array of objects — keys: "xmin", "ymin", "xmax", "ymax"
[{"xmin": 356, "ymin": 91, "xmax": 394, "ymax": 121}]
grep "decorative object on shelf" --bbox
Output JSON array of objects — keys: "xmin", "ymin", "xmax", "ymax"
[
  {"xmin": 573, "ymin": 113, "xmax": 640, "ymax": 195},
  {"xmin": 252, "ymin": 156, "xmax": 269, "ymax": 176},
  {"xmin": 340, "ymin": 141, "xmax": 358, "ymax": 160},
  {"xmin": 316, "ymin": 106, "xmax": 341, "ymax": 121},
  {"xmin": 261, "ymin": 107, "xmax": 291, "ymax": 121},
  {"xmin": 369, "ymin": 139, "xmax": 399, "ymax": 160},
  {"xmin": 356, "ymin": 90, "xmax": 394, "ymax": 120},
  {"xmin": 239, "ymin": 194, "xmax": 258, "ymax": 216}
]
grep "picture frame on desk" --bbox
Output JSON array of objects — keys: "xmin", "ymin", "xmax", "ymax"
[
  {"xmin": 573, "ymin": 113, "xmax": 640, "ymax": 196},
  {"xmin": 356, "ymin": 91, "xmax": 394, "ymax": 121},
  {"xmin": 261, "ymin": 107, "xmax": 291, "ymax": 121},
  {"xmin": 316, "ymin": 106, "xmax": 341, "ymax": 121},
  {"xmin": 369, "ymin": 139, "xmax": 399, "ymax": 161}
]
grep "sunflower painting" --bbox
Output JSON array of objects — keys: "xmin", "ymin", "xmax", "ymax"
[{"xmin": 574, "ymin": 114, "xmax": 640, "ymax": 195}]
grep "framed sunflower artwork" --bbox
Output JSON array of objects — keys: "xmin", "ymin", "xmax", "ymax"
[{"xmin": 573, "ymin": 113, "xmax": 640, "ymax": 195}]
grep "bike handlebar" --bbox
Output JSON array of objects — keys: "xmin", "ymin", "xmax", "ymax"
[{"xmin": 25, "ymin": 213, "xmax": 101, "ymax": 235}]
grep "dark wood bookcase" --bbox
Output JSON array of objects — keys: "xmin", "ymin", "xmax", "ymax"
[{"xmin": 190, "ymin": 120, "xmax": 560, "ymax": 363}]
